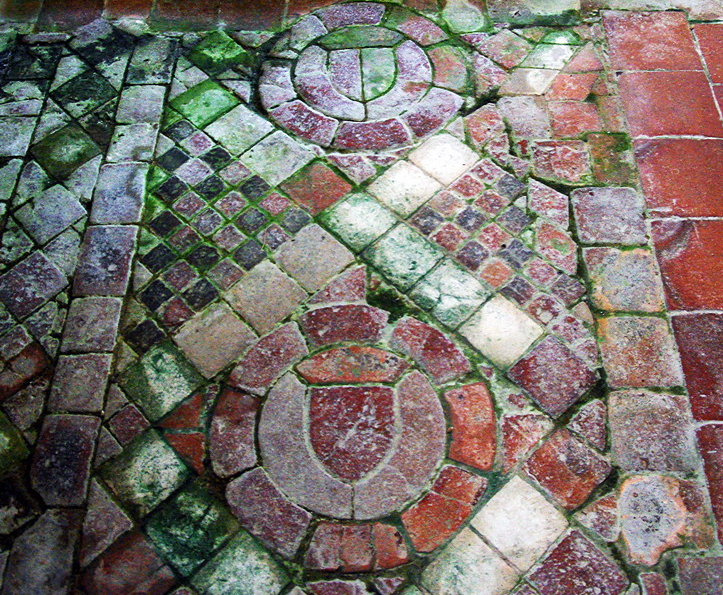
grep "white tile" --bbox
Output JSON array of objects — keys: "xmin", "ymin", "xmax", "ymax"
[
  {"xmin": 409, "ymin": 133, "xmax": 478, "ymax": 185},
  {"xmin": 471, "ymin": 475, "xmax": 568, "ymax": 571},
  {"xmin": 367, "ymin": 161, "xmax": 441, "ymax": 217},
  {"xmin": 460, "ymin": 295, "xmax": 544, "ymax": 367}
]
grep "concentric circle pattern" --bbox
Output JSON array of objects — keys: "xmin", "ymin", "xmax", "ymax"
[{"xmin": 259, "ymin": 2, "xmax": 469, "ymax": 150}]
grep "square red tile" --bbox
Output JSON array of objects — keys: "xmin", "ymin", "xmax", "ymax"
[
  {"xmin": 549, "ymin": 101, "xmax": 603, "ymax": 138},
  {"xmin": 652, "ymin": 219, "xmax": 723, "ymax": 311},
  {"xmin": 695, "ymin": 24, "xmax": 723, "ymax": 84},
  {"xmin": 603, "ymin": 11, "xmax": 702, "ymax": 71},
  {"xmin": 635, "ymin": 139, "xmax": 723, "ymax": 217},
  {"xmin": 695, "ymin": 424, "xmax": 723, "ymax": 545},
  {"xmin": 672, "ymin": 313, "xmax": 723, "ymax": 421},
  {"xmin": 619, "ymin": 71, "xmax": 723, "ymax": 137}
]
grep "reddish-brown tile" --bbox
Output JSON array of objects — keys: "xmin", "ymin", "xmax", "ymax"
[
  {"xmin": 152, "ymin": 0, "xmax": 219, "ymax": 28},
  {"xmin": 37, "ymin": 0, "xmax": 104, "ymax": 28},
  {"xmin": 524, "ymin": 429, "xmax": 611, "ymax": 511},
  {"xmin": 695, "ymin": 424, "xmax": 723, "ymax": 545},
  {"xmin": 297, "ymin": 346, "xmax": 409, "ymax": 384},
  {"xmin": 678, "ymin": 556, "xmax": 723, "ymax": 595},
  {"xmin": 618, "ymin": 71, "xmax": 723, "ymax": 137},
  {"xmin": 547, "ymin": 73, "xmax": 600, "ymax": 101},
  {"xmin": 695, "ymin": 24, "xmax": 723, "ymax": 84},
  {"xmin": 281, "ymin": 162, "xmax": 352, "ymax": 216},
  {"xmin": 104, "ymin": 0, "xmax": 152, "ymax": 18},
  {"xmin": 603, "ymin": 11, "xmax": 702, "ymax": 71},
  {"xmin": 219, "ymin": 0, "xmax": 285, "ymax": 28},
  {"xmin": 502, "ymin": 413, "xmax": 553, "ymax": 472},
  {"xmin": 549, "ymin": 102, "xmax": 603, "ymax": 138},
  {"xmin": 444, "ymin": 383, "xmax": 496, "ymax": 471},
  {"xmin": 672, "ymin": 313, "xmax": 723, "ymax": 421},
  {"xmin": 1, "ymin": 0, "xmax": 42, "ymax": 20},
  {"xmin": 635, "ymin": 139, "xmax": 723, "ymax": 217},
  {"xmin": 651, "ymin": 219, "xmax": 723, "ymax": 311}
]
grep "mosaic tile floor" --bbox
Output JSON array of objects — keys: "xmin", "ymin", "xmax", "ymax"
[{"xmin": 1, "ymin": 2, "xmax": 723, "ymax": 594}]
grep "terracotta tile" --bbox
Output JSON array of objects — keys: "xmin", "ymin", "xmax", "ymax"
[
  {"xmin": 635, "ymin": 139, "xmax": 723, "ymax": 217},
  {"xmin": 219, "ymin": 0, "xmax": 285, "ymax": 28},
  {"xmin": 672, "ymin": 313, "xmax": 723, "ymax": 421},
  {"xmin": 152, "ymin": 0, "xmax": 219, "ymax": 28},
  {"xmin": 104, "ymin": 0, "xmax": 152, "ymax": 18},
  {"xmin": 678, "ymin": 555, "xmax": 723, "ymax": 595},
  {"xmin": 651, "ymin": 219, "xmax": 723, "ymax": 310},
  {"xmin": 695, "ymin": 24, "xmax": 723, "ymax": 84},
  {"xmin": 603, "ymin": 11, "xmax": 702, "ymax": 71},
  {"xmin": 37, "ymin": 0, "xmax": 104, "ymax": 28},
  {"xmin": 695, "ymin": 425, "xmax": 723, "ymax": 546},
  {"xmin": 618, "ymin": 71, "xmax": 723, "ymax": 138},
  {"xmin": 549, "ymin": 101, "xmax": 603, "ymax": 138},
  {"xmin": 445, "ymin": 383, "xmax": 496, "ymax": 471}
]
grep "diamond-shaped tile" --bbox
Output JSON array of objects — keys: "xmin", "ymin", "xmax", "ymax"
[
  {"xmin": 204, "ymin": 104, "xmax": 274, "ymax": 156},
  {"xmin": 225, "ymin": 260, "xmax": 307, "ymax": 335},
  {"xmin": 367, "ymin": 161, "xmax": 441, "ymax": 217},
  {"xmin": 460, "ymin": 295, "xmax": 544, "ymax": 368},
  {"xmin": 51, "ymin": 70, "xmax": 116, "ymax": 118},
  {"xmin": 31, "ymin": 125, "xmax": 101, "ymax": 179},
  {"xmin": 15, "ymin": 185, "xmax": 85, "ymax": 244},
  {"xmin": 101, "ymin": 430, "xmax": 190, "ymax": 517},
  {"xmin": 408, "ymin": 133, "xmax": 478, "ymax": 185},
  {"xmin": 120, "ymin": 341, "xmax": 203, "ymax": 422},
  {"xmin": 170, "ymin": 80, "xmax": 240, "ymax": 128},
  {"xmin": 321, "ymin": 193, "xmax": 397, "ymax": 252},
  {"xmin": 240, "ymin": 131, "xmax": 315, "ymax": 186},
  {"xmin": 146, "ymin": 482, "xmax": 239, "ymax": 576}
]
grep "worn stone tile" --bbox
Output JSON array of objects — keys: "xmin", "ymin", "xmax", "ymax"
[
  {"xmin": 499, "ymin": 68, "xmax": 558, "ymax": 95},
  {"xmin": 321, "ymin": 193, "xmax": 397, "ymax": 252},
  {"xmin": 16, "ymin": 185, "xmax": 85, "ymax": 244},
  {"xmin": 0, "ymin": 411, "xmax": 30, "ymax": 475},
  {"xmin": 524, "ymin": 429, "xmax": 611, "ymax": 511},
  {"xmin": 146, "ymin": 482, "xmax": 238, "ymax": 576},
  {"xmin": 208, "ymin": 387, "xmax": 258, "ymax": 477},
  {"xmin": 408, "ymin": 133, "xmax": 477, "ymax": 185},
  {"xmin": 191, "ymin": 530, "xmax": 289, "ymax": 595},
  {"xmin": 1, "ymin": 509, "xmax": 82, "ymax": 595},
  {"xmin": 0, "ymin": 117, "xmax": 36, "ymax": 157},
  {"xmin": 367, "ymin": 161, "xmax": 441, "ymax": 217},
  {"xmin": 102, "ymin": 430, "xmax": 190, "ymax": 517},
  {"xmin": 472, "ymin": 475, "xmax": 567, "ymax": 571},
  {"xmin": 584, "ymin": 248, "xmax": 665, "ymax": 312},
  {"xmin": 509, "ymin": 336, "xmax": 597, "ymax": 417},
  {"xmin": 599, "ymin": 316, "xmax": 683, "ymax": 389},
  {"xmin": 80, "ymin": 531, "xmax": 177, "ymax": 595},
  {"xmin": 116, "ymin": 85, "xmax": 166, "ymax": 124},
  {"xmin": 568, "ymin": 399, "xmax": 606, "ymax": 450},
  {"xmin": 61, "ymin": 296, "xmax": 122, "ymax": 353},
  {"xmin": 80, "ymin": 479, "xmax": 134, "ymax": 566},
  {"xmin": 421, "ymin": 527, "xmax": 519, "ymax": 595},
  {"xmin": 48, "ymin": 353, "xmax": 111, "ymax": 412},
  {"xmin": 30, "ymin": 414, "xmax": 99, "ymax": 506},
  {"xmin": 572, "ymin": 187, "xmax": 646, "ymax": 245},
  {"xmin": 73, "ymin": 225, "xmax": 138, "ymax": 296},
  {"xmin": 174, "ymin": 302, "xmax": 256, "ymax": 378},
  {"xmin": 240, "ymin": 131, "xmax": 315, "ymax": 186},
  {"xmin": 204, "ymin": 103, "xmax": 274, "ymax": 156},
  {"xmin": 120, "ymin": 341, "xmax": 203, "ymax": 422},
  {"xmin": 91, "ymin": 163, "xmax": 148, "ymax": 224},
  {"xmin": 530, "ymin": 530, "xmax": 628, "ymax": 595},
  {"xmin": 678, "ymin": 556, "xmax": 723, "ymax": 595},
  {"xmin": 225, "ymin": 260, "xmax": 308, "ymax": 334},
  {"xmin": 532, "ymin": 140, "xmax": 591, "ymax": 184},
  {"xmin": 275, "ymin": 224, "xmax": 354, "ymax": 292},
  {"xmin": 460, "ymin": 295, "xmax": 543, "ymax": 368},
  {"xmin": 445, "ymin": 383, "xmax": 496, "ymax": 470},
  {"xmin": 0, "ymin": 251, "xmax": 67, "ymax": 318},
  {"xmin": 365, "ymin": 225, "xmax": 444, "ymax": 291},
  {"xmin": 280, "ymin": 161, "xmax": 352, "ymax": 215}
]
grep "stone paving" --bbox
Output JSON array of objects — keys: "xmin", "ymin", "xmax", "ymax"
[{"xmin": 0, "ymin": 1, "xmax": 723, "ymax": 594}]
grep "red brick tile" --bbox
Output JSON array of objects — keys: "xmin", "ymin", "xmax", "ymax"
[
  {"xmin": 603, "ymin": 11, "xmax": 701, "ymax": 71},
  {"xmin": 310, "ymin": 266, "xmax": 366, "ymax": 304},
  {"xmin": 672, "ymin": 313, "xmax": 723, "ymax": 421},
  {"xmin": 549, "ymin": 101, "xmax": 603, "ymax": 138},
  {"xmin": 372, "ymin": 524, "xmax": 409, "ymax": 570},
  {"xmin": 158, "ymin": 392, "xmax": 204, "ymax": 430},
  {"xmin": 535, "ymin": 222, "xmax": 577, "ymax": 275},
  {"xmin": 37, "ymin": 0, "xmax": 103, "ymax": 28},
  {"xmin": 209, "ymin": 388, "xmax": 258, "ymax": 477},
  {"xmin": 563, "ymin": 43, "xmax": 603, "ymax": 72},
  {"xmin": 226, "ymin": 467, "xmax": 312, "ymax": 559},
  {"xmin": 80, "ymin": 532, "xmax": 177, "ymax": 595},
  {"xmin": 281, "ymin": 162, "xmax": 352, "ymax": 215},
  {"xmin": 547, "ymin": 73, "xmax": 600, "ymax": 101},
  {"xmin": 509, "ymin": 337, "xmax": 597, "ymax": 418},
  {"xmin": 525, "ymin": 429, "xmax": 611, "ymax": 510},
  {"xmin": 109, "ymin": 405, "xmax": 149, "ymax": 446},
  {"xmin": 694, "ymin": 424, "xmax": 723, "ymax": 546},
  {"xmin": 0, "ymin": 343, "xmax": 50, "ymax": 400},
  {"xmin": 635, "ymin": 139, "xmax": 723, "ymax": 217},
  {"xmin": 531, "ymin": 530, "xmax": 629, "ymax": 595},
  {"xmin": 714, "ymin": 85, "xmax": 723, "ymax": 112},
  {"xmin": 465, "ymin": 104, "xmax": 506, "ymax": 150},
  {"xmin": 651, "ymin": 219, "xmax": 723, "ymax": 310},
  {"xmin": 445, "ymin": 383, "xmax": 496, "ymax": 471},
  {"xmin": 640, "ymin": 573, "xmax": 668, "ymax": 595},
  {"xmin": 302, "ymin": 305, "xmax": 388, "ymax": 347},
  {"xmin": 104, "ymin": 0, "xmax": 152, "ymax": 18},
  {"xmin": 219, "ymin": 0, "xmax": 285, "ymax": 29},
  {"xmin": 568, "ymin": 400, "xmax": 606, "ymax": 450},
  {"xmin": 309, "ymin": 386, "xmax": 394, "ymax": 482},
  {"xmin": 618, "ymin": 71, "xmax": 723, "ymax": 138},
  {"xmin": 152, "ymin": 0, "xmax": 219, "ymax": 28},
  {"xmin": 695, "ymin": 24, "xmax": 723, "ymax": 84},
  {"xmin": 402, "ymin": 465, "xmax": 486, "ymax": 552},
  {"xmin": 532, "ymin": 140, "xmax": 591, "ymax": 184},
  {"xmin": 576, "ymin": 494, "xmax": 620, "ymax": 542},
  {"xmin": 229, "ymin": 323, "xmax": 308, "ymax": 396},
  {"xmin": 298, "ymin": 346, "xmax": 409, "ymax": 384},
  {"xmin": 390, "ymin": 317, "xmax": 471, "ymax": 384},
  {"xmin": 165, "ymin": 432, "xmax": 204, "ymax": 474}
]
